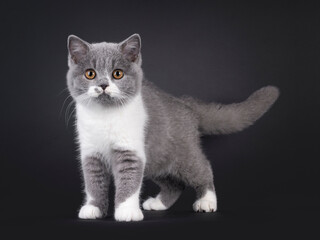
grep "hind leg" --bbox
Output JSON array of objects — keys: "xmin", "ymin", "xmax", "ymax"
[
  {"xmin": 192, "ymin": 167, "xmax": 217, "ymax": 212},
  {"xmin": 143, "ymin": 176, "xmax": 185, "ymax": 211},
  {"xmin": 180, "ymin": 148, "xmax": 217, "ymax": 212}
]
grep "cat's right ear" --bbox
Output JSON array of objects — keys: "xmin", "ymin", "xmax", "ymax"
[{"xmin": 67, "ymin": 35, "xmax": 90, "ymax": 64}]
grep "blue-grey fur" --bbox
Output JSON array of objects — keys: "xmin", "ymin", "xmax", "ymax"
[
  {"xmin": 67, "ymin": 34, "xmax": 142, "ymax": 107},
  {"xmin": 82, "ymin": 155, "xmax": 110, "ymax": 216},
  {"xmin": 111, "ymin": 150, "xmax": 144, "ymax": 208},
  {"xmin": 66, "ymin": 34, "xmax": 279, "ymax": 218},
  {"xmin": 153, "ymin": 175, "xmax": 185, "ymax": 208}
]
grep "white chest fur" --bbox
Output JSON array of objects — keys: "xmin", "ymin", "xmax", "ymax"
[{"xmin": 76, "ymin": 94, "xmax": 147, "ymax": 163}]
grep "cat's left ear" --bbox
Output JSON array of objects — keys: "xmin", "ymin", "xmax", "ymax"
[{"xmin": 119, "ymin": 34, "xmax": 141, "ymax": 63}]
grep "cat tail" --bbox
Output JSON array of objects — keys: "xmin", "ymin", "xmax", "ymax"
[{"xmin": 181, "ymin": 86, "xmax": 280, "ymax": 135}]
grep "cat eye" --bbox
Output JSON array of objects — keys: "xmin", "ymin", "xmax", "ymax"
[
  {"xmin": 85, "ymin": 69, "xmax": 96, "ymax": 80},
  {"xmin": 112, "ymin": 69, "xmax": 124, "ymax": 80}
]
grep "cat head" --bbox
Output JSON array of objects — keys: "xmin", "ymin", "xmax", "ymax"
[{"xmin": 66, "ymin": 34, "xmax": 143, "ymax": 107}]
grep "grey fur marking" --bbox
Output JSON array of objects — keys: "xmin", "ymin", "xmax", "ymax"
[
  {"xmin": 82, "ymin": 155, "xmax": 110, "ymax": 216},
  {"xmin": 181, "ymin": 86, "xmax": 280, "ymax": 135},
  {"xmin": 153, "ymin": 176, "xmax": 185, "ymax": 208},
  {"xmin": 67, "ymin": 34, "xmax": 279, "ymax": 219},
  {"xmin": 111, "ymin": 150, "xmax": 144, "ymax": 208}
]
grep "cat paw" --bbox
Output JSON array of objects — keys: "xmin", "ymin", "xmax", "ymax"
[
  {"xmin": 193, "ymin": 190, "xmax": 217, "ymax": 212},
  {"xmin": 114, "ymin": 207, "xmax": 144, "ymax": 222},
  {"xmin": 78, "ymin": 204, "xmax": 103, "ymax": 219},
  {"xmin": 142, "ymin": 197, "xmax": 167, "ymax": 211}
]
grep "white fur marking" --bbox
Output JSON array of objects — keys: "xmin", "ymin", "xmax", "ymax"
[
  {"xmin": 114, "ymin": 191, "xmax": 144, "ymax": 222},
  {"xmin": 76, "ymin": 93, "xmax": 147, "ymax": 163},
  {"xmin": 78, "ymin": 205, "xmax": 103, "ymax": 219},
  {"xmin": 105, "ymin": 80, "xmax": 121, "ymax": 97},
  {"xmin": 193, "ymin": 190, "xmax": 217, "ymax": 212},
  {"xmin": 142, "ymin": 196, "xmax": 167, "ymax": 211},
  {"xmin": 86, "ymin": 79, "xmax": 121, "ymax": 98},
  {"xmin": 85, "ymin": 191, "xmax": 94, "ymax": 204},
  {"xmin": 87, "ymin": 85, "xmax": 102, "ymax": 97}
]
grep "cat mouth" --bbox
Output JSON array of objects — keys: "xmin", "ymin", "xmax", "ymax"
[{"xmin": 97, "ymin": 92, "xmax": 112, "ymax": 99}]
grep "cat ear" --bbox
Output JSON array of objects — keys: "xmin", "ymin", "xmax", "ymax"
[
  {"xmin": 119, "ymin": 34, "xmax": 141, "ymax": 62},
  {"xmin": 67, "ymin": 35, "xmax": 90, "ymax": 64}
]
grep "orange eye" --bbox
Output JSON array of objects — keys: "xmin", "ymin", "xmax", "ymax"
[
  {"xmin": 112, "ymin": 69, "xmax": 124, "ymax": 80},
  {"xmin": 85, "ymin": 69, "xmax": 96, "ymax": 80}
]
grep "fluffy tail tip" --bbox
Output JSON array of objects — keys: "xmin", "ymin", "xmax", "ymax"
[{"xmin": 251, "ymin": 85, "xmax": 280, "ymax": 105}]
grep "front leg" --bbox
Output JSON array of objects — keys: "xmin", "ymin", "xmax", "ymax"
[
  {"xmin": 112, "ymin": 150, "xmax": 145, "ymax": 222},
  {"xmin": 78, "ymin": 155, "xmax": 110, "ymax": 219}
]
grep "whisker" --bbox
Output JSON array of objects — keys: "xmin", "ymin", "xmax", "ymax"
[
  {"xmin": 58, "ymin": 87, "xmax": 70, "ymax": 96},
  {"xmin": 65, "ymin": 94, "xmax": 90, "ymax": 126},
  {"xmin": 65, "ymin": 100, "xmax": 75, "ymax": 126},
  {"xmin": 67, "ymin": 106, "xmax": 76, "ymax": 126},
  {"xmin": 59, "ymin": 94, "xmax": 73, "ymax": 118}
]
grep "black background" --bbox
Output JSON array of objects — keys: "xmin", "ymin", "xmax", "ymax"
[{"xmin": 1, "ymin": 0, "xmax": 319, "ymax": 238}]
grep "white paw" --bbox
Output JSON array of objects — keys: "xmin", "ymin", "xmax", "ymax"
[
  {"xmin": 78, "ymin": 205, "xmax": 103, "ymax": 219},
  {"xmin": 114, "ymin": 207, "xmax": 144, "ymax": 222},
  {"xmin": 193, "ymin": 190, "xmax": 217, "ymax": 212},
  {"xmin": 142, "ymin": 197, "xmax": 167, "ymax": 211}
]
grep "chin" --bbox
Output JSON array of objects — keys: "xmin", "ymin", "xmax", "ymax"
[
  {"xmin": 97, "ymin": 93, "xmax": 112, "ymax": 101},
  {"xmin": 93, "ymin": 95, "xmax": 128, "ymax": 107}
]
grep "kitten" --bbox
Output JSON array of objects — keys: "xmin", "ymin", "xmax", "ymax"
[{"xmin": 66, "ymin": 34, "xmax": 279, "ymax": 222}]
